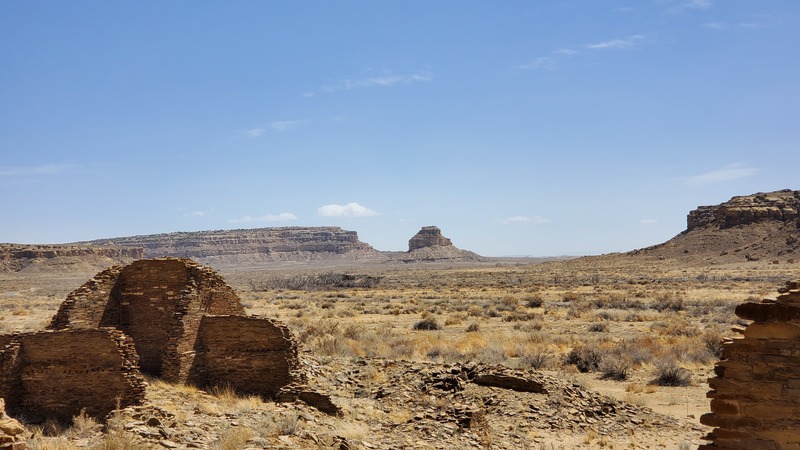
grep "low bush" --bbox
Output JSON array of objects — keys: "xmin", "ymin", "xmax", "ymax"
[
  {"xmin": 413, "ymin": 318, "xmax": 441, "ymax": 331},
  {"xmin": 652, "ymin": 364, "xmax": 692, "ymax": 386}
]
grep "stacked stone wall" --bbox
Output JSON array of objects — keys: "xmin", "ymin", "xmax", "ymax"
[
  {"xmin": 189, "ymin": 315, "xmax": 304, "ymax": 398},
  {"xmin": 701, "ymin": 279, "xmax": 800, "ymax": 449},
  {"xmin": 47, "ymin": 266, "xmax": 123, "ymax": 330},
  {"xmin": 0, "ymin": 329, "xmax": 145, "ymax": 423}
]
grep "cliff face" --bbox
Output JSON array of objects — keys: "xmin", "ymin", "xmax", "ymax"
[
  {"xmin": 79, "ymin": 227, "xmax": 387, "ymax": 267},
  {"xmin": 392, "ymin": 226, "xmax": 484, "ymax": 263},
  {"xmin": 408, "ymin": 226, "xmax": 453, "ymax": 251},
  {"xmin": 687, "ymin": 190, "xmax": 800, "ymax": 231},
  {"xmin": 629, "ymin": 190, "xmax": 800, "ymax": 264},
  {"xmin": 0, "ymin": 244, "xmax": 143, "ymax": 272}
]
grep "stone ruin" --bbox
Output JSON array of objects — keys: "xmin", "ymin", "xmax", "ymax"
[
  {"xmin": 0, "ymin": 258, "xmax": 326, "ymax": 424},
  {"xmin": 701, "ymin": 279, "xmax": 800, "ymax": 449}
]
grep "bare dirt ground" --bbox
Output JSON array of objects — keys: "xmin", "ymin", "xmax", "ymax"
[{"xmin": 1, "ymin": 255, "xmax": 798, "ymax": 449}]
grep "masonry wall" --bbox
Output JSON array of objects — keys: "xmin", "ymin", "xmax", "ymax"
[
  {"xmin": 48, "ymin": 258, "xmax": 245, "ymax": 379},
  {"xmin": 1, "ymin": 329, "xmax": 146, "ymax": 423},
  {"xmin": 189, "ymin": 315, "xmax": 304, "ymax": 399},
  {"xmin": 700, "ymin": 280, "xmax": 800, "ymax": 449},
  {"xmin": 47, "ymin": 265, "xmax": 123, "ymax": 330}
]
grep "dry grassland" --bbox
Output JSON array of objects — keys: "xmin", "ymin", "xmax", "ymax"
[{"xmin": 1, "ymin": 256, "xmax": 798, "ymax": 448}]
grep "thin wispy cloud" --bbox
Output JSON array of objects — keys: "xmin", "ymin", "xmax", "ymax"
[
  {"xmin": 0, "ymin": 163, "xmax": 78, "ymax": 177},
  {"xmin": 519, "ymin": 57, "xmax": 557, "ymax": 71},
  {"xmin": 586, "ymin": 34, "xmax": 645, "ymax": 50},
  {"xmin": 640, "ymin": 219, "xmax": 658, "ymax": 225},
  {"xmin": 309, "ymin": 71, "xmax": 433, "ymax": 96},
  {"xmin": 317, "ymin": 202, "xmax": 379, "ymax": 217},
  {"xmin": 229, "ymin": 212, "xmax": 298, "ymax": 223},
  {"xmin": 270, "ymin": 120, "xmax": 302, "ymax": 132},
  {"xmin": 495, "ymin": 216, "xmax": 550, "ymax": 225},
  {"xmin": 183, "ymin": 211, "xmax": 207, "ymax": 218},
  {"xmin": 242, "ymin": 120, "xmax": 303, "ymax": 138},
  {"xmin": 554, "ymin": 48, "xmax": 579, "ymax": 56},
  {"xmin": 686, "ymin": 163, "xmax": 758, "ymax": 186},
  {"xmin": 702, "ymin": 22, "xmax": 727, "ymax": 30},
  {"xmin": 665, "ymin": 0, "xmax": 712, "ymax": 14}
]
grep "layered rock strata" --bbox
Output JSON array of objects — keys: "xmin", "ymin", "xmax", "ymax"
[
  {"xmin": 408, "ymin": 226, "xmax": 453, "ymax": 251},
  {"xmin": 77, "ymin": 227, "xmax": 385, "ymax": 265},
  {"xmin": 688, "ymin": 190, "xmax": 800, "ymax": 231},
  {"xmin": 0, "ymin": 244, "xmax": 143, "ymax": 272},
  {"xmin": 396, "ymin": 226, "xmax": 484, "ymax": 262},
  {"xmin": 700, "ymin": 279, "xmax": 800, "ymax": 449}
]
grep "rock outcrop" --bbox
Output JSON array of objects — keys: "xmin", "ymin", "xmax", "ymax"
[
  {"xmin": 0, "ymin": 399, "xmax": 26, "ymax": 449},
  {"xmin": 392, "ymin": 226, "xmax": 485, "ymax": 263},
  {"xmin": 0, "ymin": 244, "xmax": 143, "ymax": 273},
  {"xmin": 628, "ymin": 190, "xmax": 800, "ymax": 264},
  {"xmin": 687, "ymin": 190, "xmax": 800, "ymax": 231},
  {"xmin": 700, "ymin": 279, "xmax": 800, "ymax": 449},
  {"xmin": 408, "ymin": 226, "xmax": 453, "ymax": 250},
  {"xmin": 76, "ymin": 227, "xmax": 387, "ymax": 268}
]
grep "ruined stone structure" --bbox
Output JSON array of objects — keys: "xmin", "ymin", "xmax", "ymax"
[
  {"xmin": 0, "ymin": 258, "xmax": 315, "ymax": 423},
  {"xmin": 48, "ymin": 258, "xmax": 246, "ymax": 380},
  {"xmin": 701, "ymin": 279, "xmax": 800, "ymax": 449},
  {"xmin": 0, "ymin": 329, "xmax": 146, "ymax": 422}
]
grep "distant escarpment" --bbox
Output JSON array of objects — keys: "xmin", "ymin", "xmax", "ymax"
[
  {"xmin": 78, "ymin": 227, "xmax": 387, "ymax": 267},
  {"xmin": 630, "ymin": 189, "xmax": 800, "ymax": 264},
  {"xmin": 388, "ymin": 226, "xmax": 485, "ymax": 263},
  {"xmin": 0, "ymin": 244, "xmax": 143, "ymax": 273}
]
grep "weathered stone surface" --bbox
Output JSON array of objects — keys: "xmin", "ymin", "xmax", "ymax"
[
  {"xmin": 472, "ymin": 373, "xmax": 547, "ymax": 393},
  {"xmin": 0, "ymin": 243, "xmax": 143, "ymax": 272},
  {"xmin": 702, "ymin": 279, "xmax": 800, "ymax": 449},
  {"xmin": 9, "ymin": 258, "xmax": 334, "ymax": 422},
  {"xmin": 628, "ymin": 189, "xmax": 800, "ymax": 264},
  {"xmin": 188, "ymin": 315, "xmax": 304, "ymax": 399},
  {"xmin": 687, "ymin": 190, "xmax": 800, "ymax": 231},
  {"xmin": 408, "ymin": 226, "xmax": 453, "ymax": 251},
  {"xmin": 76, "ymin": 227, "xmax": 386, "ymax": 266},
  {"xmin": 389, "ymin": 226, "xmax": 484, "ymax": 262},
  {"xmin": 0, "ymin": 329, "xmax": 146, "ymax": 423},
  {"xmin": 49, "ymin": 258, "xmax": 245, "ymax": 379},
  {"xmin": 0, "ymin": 397, "xmax": 25, "ymax": 450}
]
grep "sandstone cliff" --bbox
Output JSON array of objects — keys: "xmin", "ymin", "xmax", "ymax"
[
  {"xmin": 629, "ymin": 189, "xmax": 800, "ymax": 264},
  {"xmin": 78, "ymin": 227, "xmax": 388, "ymax": 268},
  {"xmin": 389, "ymin": 226, "xmax": 485, "ymax": 263},
  {"xmin": 0, "ymin": 244, "xmax": 143, "ymax": 273}
]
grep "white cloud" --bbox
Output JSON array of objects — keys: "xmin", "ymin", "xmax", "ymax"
[
  {"xmin": 554, "ymin": 48, "xmax": 579, "ymax": 56},
  {"xmin": 245, "ymin": 128, "xmax": 266, "ymax": 138},
  {"xmin": 702, "ymin": 22, "xmax": 727, "ymax": 30},
  {"xmin": 270, "ymin": 120, "xmax": 302, "ymax": 132},
  {"xmin": 686, "ymin": 163, "xmax": 758, "ymax": 186},
  {"xmin": 586, "ymin": 34, "xmax": 645, "ymax": 50},
  {"xmin": 318, "ymin": 71, "xmax": 433, "ymax": 95},
  {"xmin": 519, "ymin": 57, "xmax": 557, "ymax": 71},
  {"xmin": 666, "ymin": 0, "xmax": 712, "ymax": 14},
  {"xmin": 229, "ymin": 212, "xmax": 298, "ymax": 223},
  {"xmin": 0, "ymin": 163, "xmax": 78, "ymax": 177},
  {"xmin": 496, "ymin": 215, "xmax": 550, "ymax": 225},
  {"xmin": 183, "ymin": 211, "xmax": 206, "ymax": 218},
  {"xmin": 640, "ymin": 219, "xmax": 658, "ymax": 225},
  {"xmin": 317, "ymin": 202, "xmax": 379, "ymax": 217}
]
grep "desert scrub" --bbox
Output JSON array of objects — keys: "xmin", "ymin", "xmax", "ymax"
[
  {"xmin": 413, "ymin": 318, "xmax": 441, "ymax": 330},
  {"xmin": 652, "ymin": 363, "xmax": 692, "ymax": 386}
]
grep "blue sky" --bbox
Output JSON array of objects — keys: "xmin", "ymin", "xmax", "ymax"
[{"xmin": 1, "ymin": 1, "xmax": 798, "ymax": 256}]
